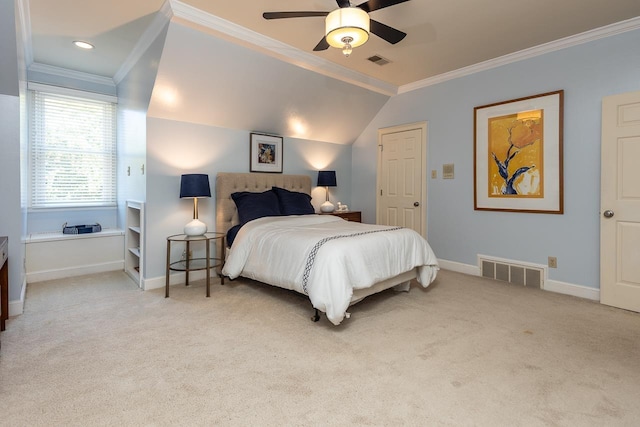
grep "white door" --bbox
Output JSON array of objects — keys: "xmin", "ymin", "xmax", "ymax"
[
  {"xmin": 600, "ymin": 90, "xmax": 640, "ymax": 312},
  {"xmin": 377, "ymin": 123, "xmax": 427, "ymax": 236}
]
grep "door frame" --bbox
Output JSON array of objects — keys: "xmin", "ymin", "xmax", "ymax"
[{"xmin": 376, "ymin": 121, "xmax": 428, "ymax": 237}]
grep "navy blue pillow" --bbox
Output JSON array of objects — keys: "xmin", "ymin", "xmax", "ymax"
[
  {"xmin": 231, "ymin": 190, "xmax": 281, "ymax": 225},
  {"xmin": 226, "ymin": 224, "xmax": 242, "ymax": 247},
  {"xmin": 272, "ymin": 186, "xmax": 315, "ymax": 215}
]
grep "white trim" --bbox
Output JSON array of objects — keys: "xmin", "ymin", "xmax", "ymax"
[
  {"xmin": 16, "ymin": 0, "xmax": 33, "ymax": 66},
  {"xmin": 398, "ymin": 16, "xmax": 640, "ymax": 94},
  {"xmin": 437, "ymin": 259, "xmax": 480, "ymax": 277},
  {"xmin": 27, "ymin": 81, "xmax": 118, "ymax": 103},
  {"xmin": 25, "ymin": 228, "xmax": 124, "ymax": 243},
  {"xmin": 28, "ymin": 62, "xmax": 115, "ymax": 89},
  {"xmin": 545, "ymin": 279, "xmax": 600, "ymax": 301},
  {"xmin": 113, "ymin": 0, "xmax": 173, "ymax": 85},
  {"xmin": 8, "ymin": 276, "xmax": 27, "ymax": 317},
  {"xmin": 26, "ymin": 261, "xmax": 124, "ymax": 283},
  {"xmin": 168, "ymin": 0, "xmax": 397, "ymax": 96},
  {"xmin": 439, "ymin": 257, "xmax": 599, "ymax": 301}
]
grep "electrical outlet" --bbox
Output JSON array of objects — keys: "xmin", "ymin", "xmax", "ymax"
[
  {"xmin": 548, "ymin": 256, "xmax": 557, "ymax": 268},
  {"xmin": 431, "ymin": 170, "xmax": 437, "ymax": 179}
]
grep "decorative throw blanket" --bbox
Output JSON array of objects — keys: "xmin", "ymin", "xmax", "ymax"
[{"xmin": 301, "ymin": 227, "xmax": 403, "ymax": 294}]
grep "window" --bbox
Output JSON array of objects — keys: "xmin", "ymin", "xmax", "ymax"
[{"xmin": 29, "ymin": 86, "xmax": 116, "ymax": 208}]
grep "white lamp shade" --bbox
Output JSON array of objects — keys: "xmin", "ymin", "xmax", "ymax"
[{"xmin": 325, "ymin": 8, "xmax": 370, "ymax": 48}]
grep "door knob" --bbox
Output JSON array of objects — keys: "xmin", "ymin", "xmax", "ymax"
[
  {"xmin": 414, "ymin": 202, "xmax": 420, "ymax": 207},
  {"xmin": 603, "ymin": 210, "xmax": 614, "ymax": 218}
]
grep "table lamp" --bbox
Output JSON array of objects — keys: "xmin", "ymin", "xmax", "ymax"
[
  {"xmin": 180, "ymin": 174, "xmax": 211, "ymax": 236},
  {"xmin": 317, "ymin": 170, "xmax": 337, "ymax": 213}
]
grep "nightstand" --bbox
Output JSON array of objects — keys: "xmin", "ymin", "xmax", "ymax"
[
  {"xmin": 321, "ymin": 211, "xmax": 362, "ymax": 222},
  {"xmin": 165, "ymin": 232, "xmax": 225, "ymax": 298}
]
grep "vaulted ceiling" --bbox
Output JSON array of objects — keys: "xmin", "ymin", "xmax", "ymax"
[{"xmin": 27, "ymin": 0, "xmax": 640, "ymax": 90}]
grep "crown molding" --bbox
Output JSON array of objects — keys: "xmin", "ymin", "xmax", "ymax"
[
  {"xmin": 27, "ymin": 81, "xmax": 118, "ymax": 103},
  {"xmin": 169, "ymin": 0, "xmax": 397, "ymax": 96},
  {"xmin": 113, "ymin": 0, "xmax": 173, "ymax": 85},
  {"xmin": 399, "ymin": 16, "xmax": 640, "ymax": 94},
  {"xmin": 28, "ymin": 62, "xmax": 116, "ymax": 88}
]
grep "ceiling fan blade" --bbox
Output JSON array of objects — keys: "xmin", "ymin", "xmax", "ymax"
[
  {"xmin": 263, "ymin": 11, "xmax": 329, "ymax": 20},
  {"xmin": 336, "ymin": 0, "xmax": 351, "ymax": 7},
  {"xmin": 313, "ymin": 37, "xmax": 330, "ymax": 51},
  {"xmin": 369, "ymin": 19, "xmax": 406, "ymax": 44},
  {"xmin": 357, "ymin": 0, "xmax": 410, "ymax": 13}
]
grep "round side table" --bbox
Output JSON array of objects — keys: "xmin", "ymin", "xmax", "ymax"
[{"xmin": 165, "ymin": 232, "xmax": 225, "ymax": 298}]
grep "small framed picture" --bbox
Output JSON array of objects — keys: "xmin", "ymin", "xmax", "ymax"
[{"xmin": 250, "ymin": 133, "xmax": 283, "ymax": 173}]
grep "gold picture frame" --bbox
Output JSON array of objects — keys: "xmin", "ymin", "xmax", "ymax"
[
  {"xmin": 250, "ymin": 133, "xmax": 283, "ymax": 173},
  {"xmin": 474, "ymin": 90, "xmax": 564, "ymax": 214}
]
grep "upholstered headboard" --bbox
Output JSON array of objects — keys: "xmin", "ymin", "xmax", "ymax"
[{"xmin": 216, "ymin": 172, "xmax": 312, "ymax": 236}]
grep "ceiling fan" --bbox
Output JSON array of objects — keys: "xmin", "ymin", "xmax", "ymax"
[{"xmin": 263, "ymin": 0, "xmax": 410, "ymax": 57}]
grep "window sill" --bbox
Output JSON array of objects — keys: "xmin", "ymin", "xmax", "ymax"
[{"xmin": 25, "ymin": 228, "xmax": 124, "ymax": 243}]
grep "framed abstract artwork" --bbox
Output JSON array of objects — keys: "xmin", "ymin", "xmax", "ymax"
[
  {"xmin": 474, "ymin": 90, "xmax": 564, "ymax": 214},
  {"xmin": 250, "ymin": 133, "xmax": 283, "ymax": 173}
]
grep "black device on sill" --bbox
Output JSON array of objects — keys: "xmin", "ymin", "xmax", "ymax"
[{"xmin": 62, "ymin": 223, "xmax": 102, "ymax": 234}]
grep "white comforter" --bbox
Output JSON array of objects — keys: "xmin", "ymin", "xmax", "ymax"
[{"xmin": 222, "ymin": 215, "xmax": 439, "ymax": 325}]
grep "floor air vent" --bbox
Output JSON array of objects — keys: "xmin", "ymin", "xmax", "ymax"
[{"xmin": 479, "ymin": 255, "xmax": 544, "ymax": 288}]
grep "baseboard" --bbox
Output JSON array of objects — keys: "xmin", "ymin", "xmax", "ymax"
[
  {"xmin": 143, "ymin": 270, "xmax": 209, "ymax": 291},
  {"xmin": 544, "ymin": 279, "xmax": 600, "ymax": 301},
  {"xmin": 437, "ymin": 258, "xmax": 599, "ymax": 301},
  {"xmin": 26, "ymin": 261, "xmax": 124, "ymax": 283},
  {"xmin": 437, "ymin": 258, "xmax": 481, "ymax": 276},
  {"xmin": 8, "ymin": 276, "xmax": 27, "ymax": 317}
]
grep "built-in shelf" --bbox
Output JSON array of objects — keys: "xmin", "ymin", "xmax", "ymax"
[
  {"xmin": 128, "ymin": 247, "xmax": 140, "ymax": 257},
  {"xmin": 125, "ymin": 200, "xmax": 145, "ymax": 288}
]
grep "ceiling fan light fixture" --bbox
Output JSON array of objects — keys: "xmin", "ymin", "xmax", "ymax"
[{"xmin": 325, "ymin": 7, "xmax": 369, "ymax": 52}]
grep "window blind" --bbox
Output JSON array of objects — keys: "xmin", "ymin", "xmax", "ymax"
[{"xmin": 29, "ymin": 90, "xmax": 116, "ymax": 208}]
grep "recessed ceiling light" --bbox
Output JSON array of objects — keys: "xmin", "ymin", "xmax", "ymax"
[{"xmin": 73, "ymin": 41, "xmax": 94, "ymax": 50}]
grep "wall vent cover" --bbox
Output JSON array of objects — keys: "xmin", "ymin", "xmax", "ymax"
[
  {"xmin": 367, "ymin": 55, "xmax": 391, "ymax": 66},
  {"xmin": 479, "ymin": 255, "xmax": 545, "ymax": 288}
]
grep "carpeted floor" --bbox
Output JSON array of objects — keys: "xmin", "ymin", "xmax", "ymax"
[{"xmin": 1, "ymin": 269, "xmax": 639, "ymax": 426}]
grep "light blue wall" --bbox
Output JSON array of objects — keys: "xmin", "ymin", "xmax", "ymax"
[
  {"xmin": 144, "ymin": 117, "xmax": 353, "ymax": 281},
  {"xmin": 0, "ymin": 0, "xmax": 19, "ymax": 98},
  {"xmin": 352, "ymin": 29, "xmax": 640, "ymax": 289},
  {"xmin": 0, "ymin": 0, "xmax": 26, "ymax": 303},
  {"xmin": 116, "ymin": 20, "xmax": 170, "ymax": 244}
]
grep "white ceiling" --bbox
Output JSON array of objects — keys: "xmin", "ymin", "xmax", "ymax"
[{"xmin": 26, "ymin": 0, "xmax": 640, "ymax": 90}]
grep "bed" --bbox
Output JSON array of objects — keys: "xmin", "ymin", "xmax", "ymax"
[{"xmin": 217, "ymin": 172, "xmax": 439, "ymax": 325}]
